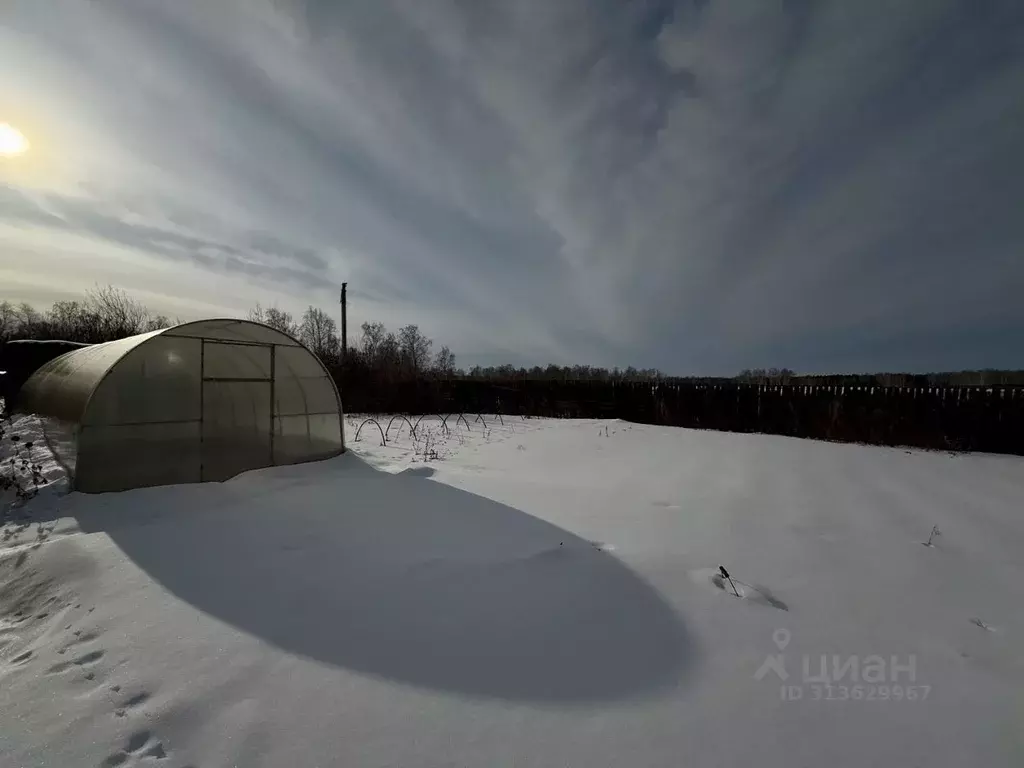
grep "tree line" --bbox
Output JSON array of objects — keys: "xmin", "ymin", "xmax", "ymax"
[
  {"xmin": 246, "ymin": 302, "xmax": 457, "ymax": 380},
  {"xmin": 2, "ymin": 287, "xmax": 1022, "ymax": 386},
  {"xmin": 0, "ymin": 289, "xmax": 468, "ymax": 381},
  {"xmin": 0, "ymin": 286, "xmax": 172, "ymax": 344},
  {"xmin": 247, "ymin": 302, "xmax": 671, "ymax": 382}
]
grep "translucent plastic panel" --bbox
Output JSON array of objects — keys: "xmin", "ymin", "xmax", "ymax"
[
  {"xmin": 165, "ymin": 320, "xmax": 299, "ymax": 346},
  {"xmin": 86, "ymin": 336, "xmax": 202, "ymax": 426},
  {"xmin": 273, "ymin": 413, "xmax": 342, "ymax": 465},
  {"xmin": 76, "ymin": 421, "xmax": 201, "ymax": 493},
  {"xmin": 274, "ymin": 345, "xmax": 327, "ymax": 379},
  {"xmin": 39, "ymin": 418, "xmax": 78, "ymax": 480},
  {"xmin": 18, "ymin": 330, "xmax": 163, "ymax": 423},
  {"xmin": 274, "ymin": 375, "xmax": 340, "ymax": 416},
  {"xmin": 201, "ymin": 380, "xmax": 273, "ymax": 482},
  {"xmin": 202, "ymin": 341, "xmax": 272, "ymax": 380}
]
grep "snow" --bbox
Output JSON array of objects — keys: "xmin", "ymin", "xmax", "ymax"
[
  {"xmin": 2, "ymin": 413, "xmax": 1024, "ymax": 767},
  {"xmin": 0, "ymin": 411, "xmax": 69, "ymax": 515}
]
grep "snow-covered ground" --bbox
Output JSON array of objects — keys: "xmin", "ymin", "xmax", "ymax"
[{"xmin": 2, "ymin": 413, "xmax": 1023, "ymax": 767}]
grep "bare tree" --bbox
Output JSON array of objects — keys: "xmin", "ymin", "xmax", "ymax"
[
  {"xmin": 433, "ymin": 345, "xmax": 456, "ymax": 377},
  {"xmin": 0, "ymin": 301, "xmax": 16, "ymax": 341},
  {"xmin": 248, "ymin": 303, "xmax": 298, "ymax": 337},
  {"xmin": 397, "ymin": 324, "xmax": 432, "ymax": 376},
  {"xmin": 299, "ymin": 306, "xmax": 339, "ymax": 362},
  {"xmin": 265, "ymin": 307, "xmax": 298, "ymax": 337},
  {"xmin": 15, "ymin": 303, "xmax": 42, "ymax": 335},
  {"xmin": 143, "ymin": 314, "xmax": 171, "ymax": 332},
  {"xmin": 47, "ymin": 300, "xmax": 98, "ymax": 340},
  {"xmin": 360, "ymin": 321, "xmax": 387, "ymax": 364},
  {"xmin": 87, "ymin": 284, "xmax": 150, "ymax": 339},
  {"xmin": 379, "ymin": 331, "xmax": 400, "ymax": 373},
  {"xmin": 248, "ymin": 304, "xmax": 268, "ymax": 325}
]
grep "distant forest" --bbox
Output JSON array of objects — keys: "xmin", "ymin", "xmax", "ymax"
[{"xmin": 2, "ymin": 286, "xmax": 1021, "ymax": 386}]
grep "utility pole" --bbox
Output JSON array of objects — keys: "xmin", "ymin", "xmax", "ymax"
[{"xmin": 340, "ymin": 283, "xmax": 348, "ymax": 368}]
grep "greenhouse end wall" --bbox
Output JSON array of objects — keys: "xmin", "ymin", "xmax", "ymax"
[{"xmin": 17, "ymin": 319, "xmax": 344, "ymax": 493}]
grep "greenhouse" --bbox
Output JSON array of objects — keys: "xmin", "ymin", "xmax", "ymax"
[{"xmin": 16, "ymin": 319, "xmax": 344, "ymax": 493}]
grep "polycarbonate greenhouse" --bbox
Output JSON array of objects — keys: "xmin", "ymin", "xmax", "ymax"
[{"xmin": 17, "ymin": 319, "xmax": 345, "ymax": 493}]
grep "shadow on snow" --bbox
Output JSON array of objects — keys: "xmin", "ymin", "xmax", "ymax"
[{"xmin": 72, "ymin": 454, "xmax": 694, "ymax": 704}]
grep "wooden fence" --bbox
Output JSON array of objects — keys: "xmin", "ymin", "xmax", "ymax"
[{"xmin": 335, "ymin": 375, "xmax": 1024, "ymax": 455}]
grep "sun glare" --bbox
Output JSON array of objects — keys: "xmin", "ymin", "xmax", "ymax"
[{"xmin": 0, "ymin": 123, "xmax": 30, "ymax": 157}]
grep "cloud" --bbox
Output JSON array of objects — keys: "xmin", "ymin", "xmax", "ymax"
[
  {"xmin": 2, "ymin": 0, "xmax": 1023, "ymax": 372},
  {"xmin": 0, "ymin": 185, "xmax": 328, "ymax": 287}
]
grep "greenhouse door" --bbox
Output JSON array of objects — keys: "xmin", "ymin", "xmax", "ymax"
[{"xmin": 200, "ymin": 340, "xmax": 275, "ymax": 482}]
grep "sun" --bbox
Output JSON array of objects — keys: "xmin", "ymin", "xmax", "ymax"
[{"xmin": 0, "ymin": 123, "xmax": 29, "ymax": 157}]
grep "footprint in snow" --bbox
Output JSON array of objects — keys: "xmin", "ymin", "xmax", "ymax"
[
  {"xmin": 57, "ymin": 629, "xmax": 102, "ymax": 655},
  {"xmin": 10, "ymin": 649, "xmax": 34, "ymax": 665},
  {"xmin": 115, "ymin": 691, "xmax": 152, "ymax": 718},
  {"xmin": 101, "ymin": 730, "xmax": 169, "ymax": 766},
  {"xmin": 47, "ymin": 648, "xmax": 105, "ymax": 675}
]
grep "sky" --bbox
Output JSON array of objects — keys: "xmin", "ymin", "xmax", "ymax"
[{"xmin": 2, "ymin": 0, "xmax": 1023, "ymax": 375}]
